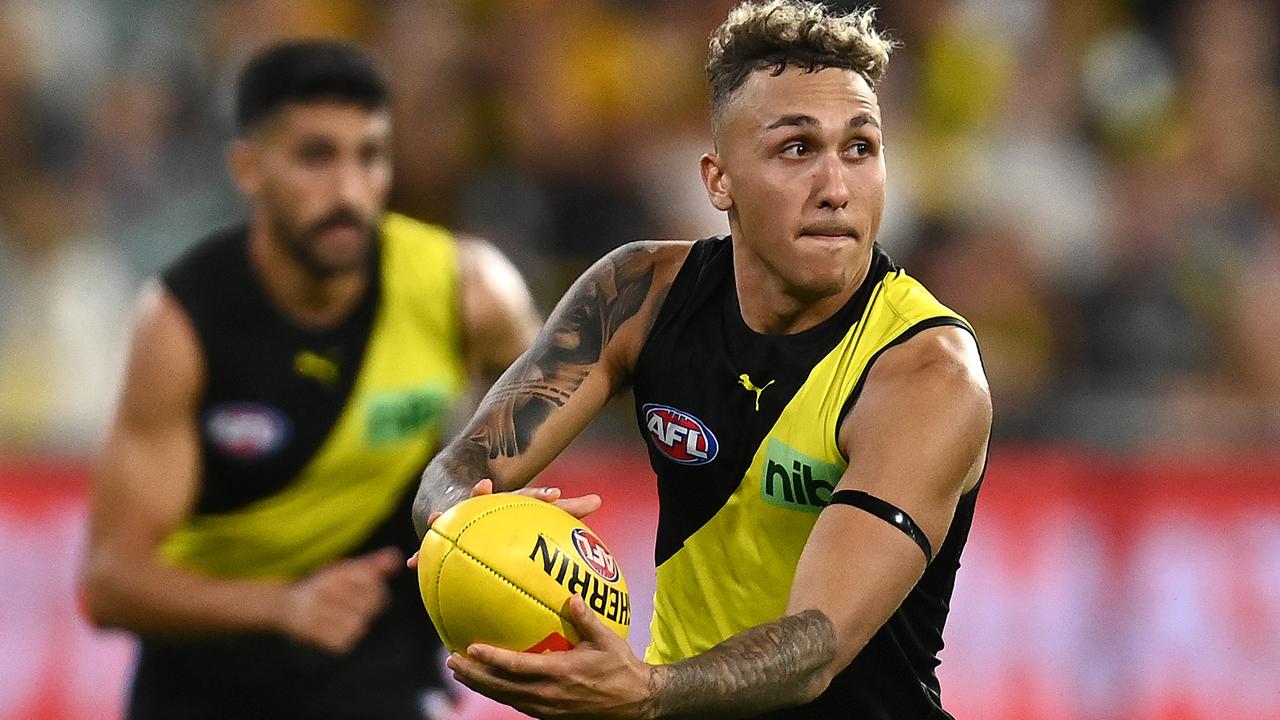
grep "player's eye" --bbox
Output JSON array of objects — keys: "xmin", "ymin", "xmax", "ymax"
[
  {"xmin": 847, "ymin": 141, "xmax": 872, "ymax": 158},
  {"xmin": 359, "ymin": 143, "xmax": 387, "ymax": 167},
  {"xmin": 780, "ymin": 142, "xmax": 810, "ymax": 158},
  {"xmin": 297, "ymin": 142, "xmax": 335, "ymax": 166}
]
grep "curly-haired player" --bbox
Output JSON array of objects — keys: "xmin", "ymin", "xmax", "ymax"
[{"xmin": 414, "ymin": 2, "xmax": 991, "ymax": 717}]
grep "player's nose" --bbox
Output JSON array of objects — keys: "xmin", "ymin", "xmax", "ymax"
[
  {"xmin": 813, "ymin": 152, "xmax": 850, "ymax": 211},
  {"xmin": 335, "ymin": 159, "xmax": 371, "ymax": 208}
]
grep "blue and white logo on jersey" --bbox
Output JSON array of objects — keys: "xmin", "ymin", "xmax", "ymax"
[
  {"xmin": 643, "ymin": 403, "xmax": 718, "ymax": 465},
  {"xmin": 204, "ymin": 403, "xmax": 291, "ymax": 460}
]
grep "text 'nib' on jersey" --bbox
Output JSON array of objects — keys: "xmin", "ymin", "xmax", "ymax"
[
  {"xmin": 643, "ymin": 403, "xmax": 719, "ymax": 466},
  {"xmin": 761, "ymin": 439, "xmax": 842, "ymax": 512}
]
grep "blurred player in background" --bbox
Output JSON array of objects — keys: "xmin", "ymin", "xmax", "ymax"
[
  {"xmin": 79, "ymin": 41, "xmax": 539, "ymax": 719},
  {"xmin": 412, "ymin": 1, "xmax": 990, "ymax": 718}
]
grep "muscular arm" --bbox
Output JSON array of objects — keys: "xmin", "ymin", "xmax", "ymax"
[
  {"xmin": 645, "ymin": 326, "xmax": 991, "ymax": 717},
  {"xmin": 79, "ymin": 284, "xmax": 291, "ymax": 635},
  {"xmin": 412, "ymin": 241, "xmax": 686, "ymax": 537},
  {"xmin": 80, "ymin": 285, "xmax": 397, "ymax": 651},
  {"xmin": 644, "ymin": 611, "xmax": 836, "ymax": 718}
]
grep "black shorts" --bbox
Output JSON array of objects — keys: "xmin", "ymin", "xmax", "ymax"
[{"xmin": 127, "ymin": 497, "xmax": 447, "ymax": 719}]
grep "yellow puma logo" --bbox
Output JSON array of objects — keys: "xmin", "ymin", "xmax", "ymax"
[
  {"xmin": 738, "ymin": 373, "xmax": 775, "ymax": 411},
  {"xmin": 294, "ymin": 350, "xmax": 339, "ymax": 386}
]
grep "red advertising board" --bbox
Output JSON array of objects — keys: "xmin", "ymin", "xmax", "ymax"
[
  {"xmin": 2, "ymin": 449, "xmax": 1278, "ymax": 720},
  {"xmin": 0, "ymin": 461, "xmax": 133, "ymax": 720}
]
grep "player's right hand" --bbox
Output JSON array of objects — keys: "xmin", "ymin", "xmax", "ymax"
[
  {"xmin": 281, "ymin": 546, "xmax": 402, "ymax": 654},
  {"xmin": 408, "ymin": 479, "xmax": 603, "ymax": 569}
]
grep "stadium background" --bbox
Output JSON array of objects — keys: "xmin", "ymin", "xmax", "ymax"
[{"xmin": 1, "ymin": 0, "xmax": 1278, "ymax": 718}]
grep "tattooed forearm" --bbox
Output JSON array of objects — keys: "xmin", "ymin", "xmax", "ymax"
[
  {"xmin": 413, "ymin": 438, "xmax": 490, "ymax": 537},
  {"xmin": 646, "ymin": 610, "xmax": 838, "ymax": 719},
  {"xmin": 412, "ymin": 244, "xmax": 659, "ymax": 536}
]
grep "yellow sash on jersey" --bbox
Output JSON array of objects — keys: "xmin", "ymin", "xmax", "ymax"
[
  {"xmin": 646, "ymin": 267, "xmax": 972, "ymax": 664},
  {"xmin": 160, "ymin": 213, "xmax": 466, "ymax": 579}
]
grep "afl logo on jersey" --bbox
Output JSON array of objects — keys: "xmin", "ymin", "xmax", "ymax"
[
  {"xmin": 204, "ymin": 403, "xmax": 291, "ymax": 460},
  {"xmin": 571, "ymin": 528, "xmax": 620, "ymax": 582},
  {"xmin": 643, "ymin": 403, "xmax": 718, "ymax": 465}
]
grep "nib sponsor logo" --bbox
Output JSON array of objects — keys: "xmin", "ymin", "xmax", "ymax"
[
  {"xmin": 643, "ymin": 404, "xmax": 718, "ymax": 466},
  {"xmin": 760, "ymin": 439, "xmax": 843, "ymax": 512}
]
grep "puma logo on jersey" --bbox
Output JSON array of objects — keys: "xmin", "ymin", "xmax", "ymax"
[
  {"xmin": 643, "ymin": 403, "xmax": 719, "ymax": 465},
  {"xmin": 760, "ymin": 439, "xmax": 842, "ymax": 512},
  {"xmin": 294, "ymin": 350, "xmax": 340, "ymax": 386},
  {"xmin": 737, "ymin": 374, "xmax": 775, "ymax": 411}
]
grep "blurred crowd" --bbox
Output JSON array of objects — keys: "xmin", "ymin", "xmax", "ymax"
[{"xmin": 0, "ymin": 0, "xmax": 1276, "ymax": 454}]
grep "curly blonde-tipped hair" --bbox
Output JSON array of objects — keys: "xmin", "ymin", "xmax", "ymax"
[{"xmin": 707, "ymin": 1, "xmax": 895, "ymax": 127}]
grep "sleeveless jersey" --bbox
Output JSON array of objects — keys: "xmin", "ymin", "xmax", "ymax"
[
  {"xmin": 159, "ymin": 212, "xmax": 467, "ymax": 579},
  {"xmin": 132, "ymin": 213, "xmax": 463, "ymax": 718},
  {"xmin": 633, "ymin": 237, "xmax": 981, "ymax": 719}
]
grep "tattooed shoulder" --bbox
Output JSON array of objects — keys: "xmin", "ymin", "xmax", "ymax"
[
  {"xmin": 412, "ymin": 241, "xmax": 692, "ymax": 531},
  {"xmin": 463, "ymin": 241, "xmax": 687, "ymax": 462},
  {"xmin": 603, "ymin": 239, "xmax": 690, "ymax": 336},
  {"xmin": 564, "ymin": 240, "xmax": 689, "ymax": 360}
]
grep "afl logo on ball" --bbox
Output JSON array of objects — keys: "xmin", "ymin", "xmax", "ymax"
[
  {"xmin": 205, "ymin": 403, "xmax": 290, "ymax": 460},
  {"xmin": 571, "ymin": 528, "xmax": 620, "ymax": 582},
  {"xmin": 643, "ymin": 403, "xmax": 718, "ymax": 466}
]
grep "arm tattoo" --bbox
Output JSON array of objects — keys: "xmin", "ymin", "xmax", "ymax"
[
  {"xmin": 413, "ymin": 245, "xmax": 656, "ymax": 535},
  {"xmin": 646, "ymin": 610, "xmax": 838, "ymax": 719},
  {"xmin": 471, "ymin": 245, "xmax": 652, "ymax": 456}
]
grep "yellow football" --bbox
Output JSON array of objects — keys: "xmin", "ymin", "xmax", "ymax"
[{"xmin": 417, "ymin": 493, "xmax": 630, "ymax": 654}]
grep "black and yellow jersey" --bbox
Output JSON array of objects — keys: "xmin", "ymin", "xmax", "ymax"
[
  {"xmin": 160, "ymin": 212, "xmax": 466, "ymax": 579},
  {"xmin": 135, "ymin": 213, "xmax": 465, "ymax": 718},
  {"xmin": 633, "ymin": 236, "xmax": 981, "ymax": 719}
]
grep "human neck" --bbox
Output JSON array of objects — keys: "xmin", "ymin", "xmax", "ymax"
[
  {"xmin": 731, "ymin": 241, "xmax": 871, "ymax": 336},
  {"xmin": 248, "ymin": 220, "xmax": 369, "ymax": 329}
]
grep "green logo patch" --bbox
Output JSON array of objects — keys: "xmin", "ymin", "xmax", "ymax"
[
  {"xmin": 760, "ymin": 439, "xmax": 842, "ymax": 512},
  {"xmin": 365, "ymin": 384, "xmax": 449, "ymax": 444}
]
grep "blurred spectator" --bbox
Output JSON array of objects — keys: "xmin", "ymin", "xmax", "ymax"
[
  {"xmin": 0, "ymin": 5, "xmax": 134, "ymax": 451},
  {"xmin": 906, "ymin": 219, "xmax": 1064, "ymax": 440}
]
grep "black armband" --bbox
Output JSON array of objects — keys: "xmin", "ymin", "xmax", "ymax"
[{"xmin": 827, "ymin": 490, "xmax": 934, "ymax": 564}]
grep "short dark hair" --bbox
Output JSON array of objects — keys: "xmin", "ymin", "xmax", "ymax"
[
  {"xmin": 707, "ymin": 1, "xmax": 895, "ymax": 130},
  {"xmin": 235, "ymin": 40, "xmax": 389, "ymax": 134}
]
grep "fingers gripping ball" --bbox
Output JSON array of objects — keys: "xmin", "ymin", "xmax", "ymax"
[{"xmin": 418, "ymin": 493, "xmax": 630, "ymax": 654}]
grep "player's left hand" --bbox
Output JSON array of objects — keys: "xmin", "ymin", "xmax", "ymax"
[
  {"xmin": 408, "ymin": 479, "xmax": 602, "ymax": 570},
  {"xmin": 446, "ymin": 594, "xmax": 652, "ymax": 719}
]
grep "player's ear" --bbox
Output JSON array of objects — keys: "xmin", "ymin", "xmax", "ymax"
[
  {"xmin": 227, "ymin": 138, "xmax": 261, "ymax": 197},
  {"xmin": 700, "ymin": 152, "xmax": 733, "ymax": 212}
]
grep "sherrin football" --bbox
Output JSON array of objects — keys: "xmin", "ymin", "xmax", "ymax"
[{"xmin": 417, "ymin": 493, "xmax": 630, "ymax": 654}]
